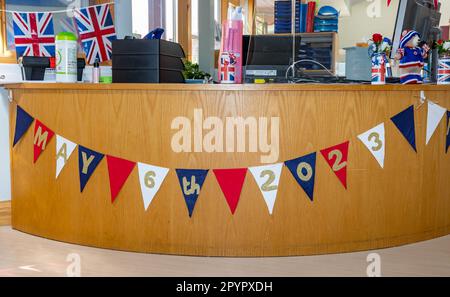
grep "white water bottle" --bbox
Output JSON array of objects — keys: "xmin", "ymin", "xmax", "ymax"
[{"xmin": 55, "ymin": 32, "xmax": 78, "ymax": 83}]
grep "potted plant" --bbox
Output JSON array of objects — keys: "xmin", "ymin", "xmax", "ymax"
[
  {"xmin": 183, "ymin": 60, "xmax": 211, "ymax": 83},
  {"xmin": 368, "ymin": 33, "xmax": 392, "ymax": 85},
  {"xmin": 434, "ymin": 39, "xmax": 450, "ymax": 84}
]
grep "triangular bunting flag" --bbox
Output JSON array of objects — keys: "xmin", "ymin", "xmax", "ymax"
[
  {"xmin": 357, "ymin": 123, "xmax": 385, "ymax": 168},
  {"xmin": 387, "ymin": 0, "xmax": 391, "ymax": 7},
  {"xmin": 391, "ymin": 105, "xmax": 417, "ymax": 152},
  {"xmin": 447, "ymin": 111, "xmax": 450, "ymax": 153},
  {"xmin": 175, "ymin": 169, "xmax": 209, "ymax": 217},
  {"xmin": 426, "ymin": 101, "xmax": 446, "ymax": 145},
  {"xmin": 106, "ymin": 155, "xmax": 136, "ymax": 203},
  {"xmin": 285, "ymin": 152, "xmax": 317, "ymax": 201},
  {"xmin": 137, "ymin": 163, "xmax": 169, "ymax": 211},
  {"xmin": 249, "ymin": 163, "xmax": 283, "ymax": 214},
  {"xmin": 213, "ymin": 168, "xmax": 247, "ymax": 215},
  {"xmin": 78, "ymin": 145, "xmax": 104, "ymax": 192},
  {"xmin": 55, "ymin": 135, "xmax": 77, "ymax": 178},
  {"xmin": 320, "ymin": 141, "xmax": 350, "ymax": 189},
  {"xmin": 33, "ymin": 120, "xmax": 55, "ymax": 163},
  {"xmin": 13, "ymin": 105, "xmax": 34, "ymax": 147}
]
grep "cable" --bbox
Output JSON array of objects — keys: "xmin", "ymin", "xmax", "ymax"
[{"xmin": 285, "ymin": 59, "xmax": 338, "ymax": 82}]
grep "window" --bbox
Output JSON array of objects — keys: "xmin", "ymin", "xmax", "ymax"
[{"xmin": 131, "ymin": 0, "xmax": 177, "ymax": 42}]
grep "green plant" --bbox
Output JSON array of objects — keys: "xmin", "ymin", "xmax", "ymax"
[{"xmin": 183, "ymin": 60, "xmax": 211, "ymax": 79}]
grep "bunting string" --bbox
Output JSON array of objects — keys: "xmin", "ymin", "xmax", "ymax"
[
  {"xmin": 0, "ymin": 2, "xmax": 114, "ymax": 14},
  {"xmin": 10, "ymin": 92, "xmax": 450, "ymax": 217}
]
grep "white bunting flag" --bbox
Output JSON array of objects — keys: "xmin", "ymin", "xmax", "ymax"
[
  {"xmin": 137, "ymin": 162, "xmax": 169, "ymax": 211},
  {"xmin": 426, "ymin": 101, "xmax": 447, "ymax": 145},
  {"xmin": 357, "ymin": 123, "xmax": 385, "ymax": 168},
  {"xmin": 249, "ymin": 163, "xmax": 283, "ymax": 215},
  {"xmin": 55, "ymin": 135, "xmax": 77, "ymax": 178}
]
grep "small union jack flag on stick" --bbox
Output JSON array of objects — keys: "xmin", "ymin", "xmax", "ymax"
[
  {"xmin": 74, "ymin": 4, "xmax": 117, "ymax": 64},
  {"xmin": 13, "ymin": 12, "xmax": 55, "ymax": 58}
]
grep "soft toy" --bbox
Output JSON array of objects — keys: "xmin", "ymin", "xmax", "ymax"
[{"xmin": 395, "ymin": 30, "xmax": 430, "ymax": 84}]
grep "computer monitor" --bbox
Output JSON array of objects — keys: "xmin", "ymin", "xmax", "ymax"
[{"xmin": 391, "ymin": 0, "xmax": 441, "ymax": 59}]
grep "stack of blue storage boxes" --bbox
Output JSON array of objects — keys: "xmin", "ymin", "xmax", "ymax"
[
  {"xmin": 314, "ymin": 6, "xmax": 339, "ymax": 32},
  {"xmin": 274, "ymin": 0, "xmax": 307, "ymax": 34}
]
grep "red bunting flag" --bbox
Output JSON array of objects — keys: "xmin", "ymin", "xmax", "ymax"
[
  {"xmin": 106, "ymin": 155, "xmax": 136, "ymax": 203},
  {"xmin": 320, "ymin": 141, "xmax": 350, "ymax": 189},
  {"xmin": 387, "ymin": 0, "xmax": 391, "ymax": 6},
  {"xmin": 213, "ymin": 168, "xmax": 247, "ymax": 215},
  {"xmin": 33, "ymin": 119, "xmax": 54, "ymax": 163}
]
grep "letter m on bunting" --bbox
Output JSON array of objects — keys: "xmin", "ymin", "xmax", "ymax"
[{"xmin": 74, "ymin": 4, "xmax": 117, "ymax": 64}]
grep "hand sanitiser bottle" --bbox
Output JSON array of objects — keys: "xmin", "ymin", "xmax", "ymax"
[
  {"xmin": 55, "ymin": 32, "xmax": 78, "ymax": 83},
  {"xmin": 93, "ymin": 59, "xmax": 100, "ymax": 83}
]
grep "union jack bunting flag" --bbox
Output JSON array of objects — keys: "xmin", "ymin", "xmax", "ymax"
[
  {"xmin": 438, "ymin": 59, "xmax": 450, "ymax": 84},
  {"xmin": 12, "ymin": 12, "xmax": 55, "ymax": 58},
  {"xmin": 74, "ymin": 4, "xmax": 117, "ymax": 64}
]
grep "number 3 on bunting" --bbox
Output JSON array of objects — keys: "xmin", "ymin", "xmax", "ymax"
[
  {"xmin": 320, "ymin": 141, "xmax": 350, "ymax": 189},
  {"xmin": 357, "ymin": 123, "xmax": 385, "ymax": 168}
]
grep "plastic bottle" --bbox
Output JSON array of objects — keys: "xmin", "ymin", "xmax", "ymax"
[
  {"xmin": 55, "ymin": 32, "xmax": 78, "ymax": 83},
  {"xmin": 93, "ymin": 59, "xmax": 100, "ymax": 83}
]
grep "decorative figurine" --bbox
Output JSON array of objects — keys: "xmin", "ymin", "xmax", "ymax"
[{"xmin": 395, "ymin": 30, "xmax": 430, "ymax": 84}]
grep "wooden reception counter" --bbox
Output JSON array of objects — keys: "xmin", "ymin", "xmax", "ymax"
[{"xmin": 6, "ymin": 83, "xmax": 450, "ymax": 257}]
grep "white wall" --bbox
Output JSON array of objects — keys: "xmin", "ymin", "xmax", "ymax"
[
  {"xmin": 337, "ymin": 1, "xmax": 450, "ymax": 62},
  {"xmin": 0, "ymin": 88, "xmax": 11, "ymax": 201}
]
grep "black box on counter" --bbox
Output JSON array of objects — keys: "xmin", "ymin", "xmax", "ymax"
[
  {"xmin": 20, "ymin": 56, "xmax": 50, "ymax": 81},
  {"xmin": 112, "ymin": 39, "xmax": 185, "ymax": 83}
]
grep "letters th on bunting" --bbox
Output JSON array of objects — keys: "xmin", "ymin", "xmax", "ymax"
[{"xmin": 176, "ymin": 169, "xmax": 209, "ymax": 217}]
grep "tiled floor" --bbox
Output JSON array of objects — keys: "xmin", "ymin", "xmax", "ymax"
[{"xmin": 1, "ymin": 226, "xmax": 449, "ymax": 276}]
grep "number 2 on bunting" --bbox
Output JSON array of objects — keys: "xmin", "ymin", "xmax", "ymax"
[
  {"xmin": 328, "ymin": 149, "xmax": 347, "ymax": 172},
  {"xmin": 260, "ymin": 170, "xmax": 278, "ymax": 192}
]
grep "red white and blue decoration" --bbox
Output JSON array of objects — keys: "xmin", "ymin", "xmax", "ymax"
[
  {"xmin": 249, "ymin": 163, "xmax": 283, "ymax": 214},
  {"xmin": 74, "ymin": 4, "xmax": 117, "ymax": 64},
  {"xmin": 12, "ymin": 12, "xmax": 55, "ymax": 58},
  {"xmin": 13, "ymin": 106, "xmax": 34, "ymax": 147},
  {"xmin": 176, "ymin": 169, "xmax": 209, "ymax": 217},
  {"xmin": 11, "ymin": 96, "xmax": 449, "ymax": 218},
  {"xmin": 371, "ymin": 53, "xmax": 386, "ymax": 85},
  {"xmin": 213, "ymin": 168, "xmax": 247, "ymax": 215},
  {"xmin": 78, "ymin": 145, "xmax": 104, "ymax": 193},
  {"xmin": 391, "ymin": 105, "xmax": 417, "ymax": 152},
  {"xmin": 285, "ymin": 153, "xmax": 317, "ymax": 201},
  {"xmin": 438, "ymin": 58, "xmax": 450, "ymax": 85},
  {"xmin": 447, "ymin": 111, "xmax": 450, "ymax": 153},
  {"xmin": 219, "ymin": 52, "xmax": 237, "ymax": 83},
  {"xmin": 106, "ymin": 155, "xmax": 136, "ymax": 203},
  {"xmin": 320, "ymin": 141, "xmax": 350, "ymax": 189}
]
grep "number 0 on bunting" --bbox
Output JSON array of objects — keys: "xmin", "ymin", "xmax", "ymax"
[{"xmin": 320, "ymin": 141, "xmax": 350, "ymax": 189}]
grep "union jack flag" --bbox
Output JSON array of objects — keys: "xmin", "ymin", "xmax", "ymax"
[
  {"xmin": 74, "ymin": 4, "xmax": 116, "ymax": 64},
  {"xmin": 438, "ymin": 59, "xmax": 450, "ymax": 84},
  {"xmin": 12, "ymin": 12, "xmax": 55, "ymax": 58}
]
